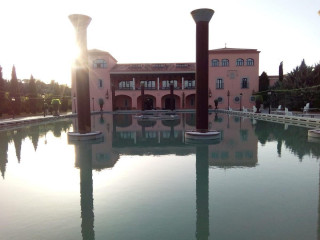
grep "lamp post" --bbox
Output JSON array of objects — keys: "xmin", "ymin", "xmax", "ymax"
[
  {"xmin": 227, "ymin": 90, "xmax": 230, "ymax": 110},
  {"xmin": 239, "ymin": 93, "xmax": 243, "ymax": 111},
  {"xmin": 42, "ymin": 94, "xmax": 45, "ymax": 117},
  {"xmin": 268, "ymin": 91, "xmax": 272, "ymax": 114},
  {"xmin": 73, "ymin": 93, "xmax": 77, "ymax": 113},
  {"xmin": 11, "ymin": 97, "xmax": 15, "ymax": 119},
  {"xmin": 92, "ymin": 97, "xmax": 94, "ymax": 112}
]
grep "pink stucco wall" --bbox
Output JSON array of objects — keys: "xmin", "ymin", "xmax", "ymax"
[
  {"xmin": 208, "ymin": 48, "xmax": 260, "ymax": 110},
  {"xmin": 71, "ymin": 48, "xmax": 260, "ymax": 112},
  {"xmin": 88, "ymin": 50, "xmax": 117, "ymax": 112}
]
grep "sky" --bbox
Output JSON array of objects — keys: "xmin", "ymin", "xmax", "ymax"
[{"xmin": 0, "ymin": 0, "xmax": 319, "ymax": 86}]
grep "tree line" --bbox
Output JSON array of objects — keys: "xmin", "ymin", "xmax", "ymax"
[
  {"xmin": 0, "ymin": 65, "xmax": 71, "ymax": 117},
  {"xmin": 258, "ymin": 60, "xmax": 320, "ymax": 111}
]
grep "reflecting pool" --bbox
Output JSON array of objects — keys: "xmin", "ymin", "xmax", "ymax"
[{"xmin": 1, "ymin": 113, "xmax": 320, "ymax": 240}]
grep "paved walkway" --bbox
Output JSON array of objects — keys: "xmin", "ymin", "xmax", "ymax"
[
  {"xmin": 1, "ymin": 110, "xmax": 320, "ymax": 130},
  {"xmin": 0, "ymin": 112, "xmax": 75, "ymax": 130}
]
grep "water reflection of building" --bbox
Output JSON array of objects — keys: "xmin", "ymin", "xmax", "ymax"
[
  {"xmin": 208, "ymin": 114, "xmax": 258, "ymax": 168},
  {"xmin": 86, "ymin": 113, "xmax": 259, "ymax": 171}
]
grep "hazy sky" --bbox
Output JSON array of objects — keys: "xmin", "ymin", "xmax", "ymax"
[{"xmin": 0, "ymin": 0, "xmax": 319, "ymax": 85}]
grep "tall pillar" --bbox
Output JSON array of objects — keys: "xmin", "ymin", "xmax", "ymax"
[
  {"xmin": 141, "ymin": 83, "xmax": 145, "ymax": 111},
  {"xmin": 182, "ymin": 76, "xmax": 184, "ymax": 90},
  {"xmin": 157, "ymin": 77, "xmax": 160, "ymax": 90},
  {"xmin": 170, "ymin": 83, "xmax": 174, "ymax": 111},
  {"xmin": 69, "ymin": 14, "xmax": 92, "ymax": 134},
  {"xmin": 191, "ymin": 9, "xmax": 214, "ymax": 132}
]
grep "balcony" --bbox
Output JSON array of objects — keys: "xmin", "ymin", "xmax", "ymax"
[{"xmin": 118, "ymin": 86, "xmax": 134, "ymax": 90}]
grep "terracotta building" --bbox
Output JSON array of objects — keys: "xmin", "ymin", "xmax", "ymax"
[{"xmin": 71, "ymin": 48, "xmax": 260, "ymax": 112}]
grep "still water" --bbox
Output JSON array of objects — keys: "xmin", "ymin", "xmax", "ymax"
[{"xmin": 0, "ymin": 113, "xmax": 319, "ymax": 240}]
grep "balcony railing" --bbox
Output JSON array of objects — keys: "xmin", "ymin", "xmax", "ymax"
[
  {"xmin": 118, "ymin": 86, "xmax": 134, "ymax": 90},
  {"xmin": 135, "ymin": 87, "xmax": 156, "ymax": 90},
  {"xmin": 116, "ymin": 86, "xmax": 192, "ymax": 91},
  {"xmin": 160, "ymin": 87, "xmax": 181, "ymax": 90},
  {"xmin": 216, "ymin": 83, "xmax": 224, "ymax": 89}
]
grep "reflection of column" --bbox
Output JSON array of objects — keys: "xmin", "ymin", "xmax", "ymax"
[
  {"xmin": 196, "ymin": 145, "xmax": 209, "ymax": 240},
  {"xmin": 76, "ymin": 143, "xmax": 95, "ymax": 240},
  {"xmin": 170, "ymin": 125, "xmax": 174, "ymax": 139},
  {"xmin": 142, "ymin": 125, "xmax": 146, "ymax": 138}
]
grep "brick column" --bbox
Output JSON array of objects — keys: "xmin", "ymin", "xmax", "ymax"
[
  {"xmin": 191, "ymin": 9, "xmax": 214, "ymax": 132},
  {"xmin": 69, "ymin": 14, "xmax": 92, "ymax": 134}
]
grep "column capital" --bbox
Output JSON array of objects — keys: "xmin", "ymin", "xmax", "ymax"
[
  {"xmin": 191, "ymin": 8, "xmax": 214, "ymax": 23},
  {"xmin": 69, "ymin": 14, "xmax": 92, "ymax": 29}
]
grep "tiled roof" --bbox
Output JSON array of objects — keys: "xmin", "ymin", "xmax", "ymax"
[
  {"xmin": 209, "ymin": 48, "xmax": 260, "ymax": 54},
  {"xmin": 110, "ymin": 63, "xmax": 195, "ymax": 74},
  {"xmin": 88, "ymin": 49, "xmax": 118, "ymax": 62}
]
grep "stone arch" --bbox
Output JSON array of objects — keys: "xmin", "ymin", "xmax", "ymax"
[
  {"xmin": 114, "ymin": 95, "xmax": 132, "ymax": 110},
  {"xmin": 185, "ymin": 94, "xmax": 196, "ymax": 109},
  {"xmin": 161, "ymin": 94, "xmax": 180, "ymax": 110},
  {"xmin": 137, "ymin": 94, "xmax": 156, "ymax": 110}
]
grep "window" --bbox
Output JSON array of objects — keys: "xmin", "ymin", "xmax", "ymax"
[
  {"xmin": 184, "ymin": 80, "xmax": 195, "ymax": 89},
  {"xmin": 93, "ymin": 59, "xmax": 107, "ymax": 68},
  {"xmin": 98, "ymin": 79, "xmax": 103, "ymax": 88},
  {"xmin": 216, "ymin": 78, "xmax": 224, "ymax": 89},
  {"xmin": 176, "ymin": 63, "xmax": 190, "ymax": 68},
  {"xmin": 211, "ymin": 59, "xmax": 219, "ymax": 67},
  {"xmin": 162, "ymin": 80, "xmax": 177, "ymax": 89},
  {"xmin": 152, "ymin": 64, "xmax": 166, "ymax": 69},
  {"xmin": 120, "ymin": 132, "xmax": 135, "ymax": 139},
  {"xmin": 250, "ymin": 96, "xmax": 256, "ymax": 102},
  {"xmin": 234, "ymin": 96, "xmax": 240, "ymax": 102},
  {"xmin": 221, "ymin": 59, "xmax": 229, "ymax": 67},
  {"xmin": 217, "ymin": 97, "xmax": 223, "ymax": 102},
  {"xmin": 119, "ymin": 81, "xmax": 133, "ymax": 89},
  {"xmin": 145, "ymin": 131, "xmax": 157, "ymax": 138},
  {"xmin": 141, "ymin": 80, "xmax": 155, "ymax": 89},
  {"xmin": 246, "ymin": 58, "xmax": 254, "ymax": 66},
  {"xmin": 236, "ymin": 58, "xmax": 244, "ymax": 66},
  {"xmin": 240, "ymin": 130, "xmax": 248, "ymax": 141},
  {"xmin": 241, "ymin": 78, "xmax": 249, "ymax": 88}
]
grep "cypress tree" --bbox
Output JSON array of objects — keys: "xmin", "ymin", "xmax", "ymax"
[
  {"xmin": 9, "ymin": 65, "xmax": 21, "ymax": 114},
  {"xmin": 28, "ymin": 75, "xmax": 37, "ymax": 113},
  {"xmin": 259, "ymin": 71, "xmax": 270, "ymax": 92},
  {"xmin": 0, "ymin": 66, "xmax": 5, "ymax": 116},
  {"xmin": 279, "ymin": 61, "xmax": 283, "ymax": 82}
]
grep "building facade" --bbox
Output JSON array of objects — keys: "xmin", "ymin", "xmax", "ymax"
[{"xmin": 71, "ymin": 48, "xmax": 260, "ymax": 112}]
